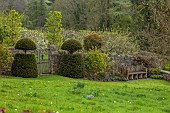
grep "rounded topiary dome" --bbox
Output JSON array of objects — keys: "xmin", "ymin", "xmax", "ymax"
[
  {"xmin": 61, "ymin": 39, "xmax": 82, "ymax": 54},
  {"xmin": 15, "ymin": 38, "xmax": 36, "ymax": 51},
  {"xmin": 84, "ymin": 33, "xmax": 103, "ymax": 51}
]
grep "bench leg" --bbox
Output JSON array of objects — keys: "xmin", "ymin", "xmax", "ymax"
[
  {"xmin": 139, "ymin": 74, "xmax": 142, "ymax": 79},
  {"xmin": 129, "ymin": 75, "xmax": 134, "ymax": 80},
  {"xmin": 143, "ymin": 73, "xmax": 147, "ymax": 79},
  {"xmin": 134, "ymin": 74, "xmax": 138, "ymax": 80}
]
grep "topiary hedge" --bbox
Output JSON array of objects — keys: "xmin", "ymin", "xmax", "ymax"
[
  {"xmin": 58, "ymin": 54, "xmax": 84, "ymax": 78},
  {"xmin": 84, "ymin": 33, "xmax": 103, "ymax": 51},
  {"xmin": 15, "ymin": 38, "xmax": 36, "ymax": 53},
  {"xmin": 61, "ymin": 39, "xmax": 82, "ymax": 54},
  {"xmin": 11, "ymin": 54, "xmax": 38, "ymax": 78}
]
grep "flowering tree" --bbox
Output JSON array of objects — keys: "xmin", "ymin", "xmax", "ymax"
[{"xmin": 19, "ymin": 28, "xmax": 48, "ymax": 54}]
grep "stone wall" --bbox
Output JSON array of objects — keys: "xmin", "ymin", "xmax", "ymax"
[
  {"xmin": 109, "ymin": 54, "xmax": 136, "ymax": 73},
  {"xmin": 48, "ymin": 45, "xmax": 61, "ymax": 74}
]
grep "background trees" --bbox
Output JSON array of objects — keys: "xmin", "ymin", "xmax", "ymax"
[{"xmin": 0, "ymin": 0, "xmax": 169, "ymax": 57}]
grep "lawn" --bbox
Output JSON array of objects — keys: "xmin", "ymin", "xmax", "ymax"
[{"xmin": 0, "ymin": 75, "xmax": 170, "ymax": 113}]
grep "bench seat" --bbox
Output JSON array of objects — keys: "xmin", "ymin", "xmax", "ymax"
[{"xmin": 121, "ymin": 65, "xmax": 147, "ymax": 80}]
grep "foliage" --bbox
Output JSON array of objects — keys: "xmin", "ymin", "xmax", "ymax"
[
  {"xmin": 163, "ymin": 64, "xmax": 170, "ymax": 71},
  {"xmin": 5, "ymin": 10, "xmax": 22, "ymax": 46},
  {"xmin": 150, "ymin": 75, "xmax": 163, "ymax": 79},
  {"xmin": 25, "ymin": 0, "xmax": 48, "ymax": 29},
  {"xmin": 101, "ymin": 31, "xmax": 139, "ymax": 55},
  {"xmin": 15, "ymin": 38, "xmax": 36, "ymax": 53},
  {"xmin": 149, "ymin": 67, "xmax": 161, "ymax": 75},
  {"xmin": 62, "ymin": 30, "xmax": 139, "ymax": 55},
  {"xmin": 58, "ymin": 54, "xmax": 84, "ymax": 78},
  {"xmin": 0, "ymin": 10, "xmax": 22, "ymax": 46},
  {"xmin": 84, "ymin": 33, "xmax": 103, "ymax": 51},
  {"xmin": 53, "ymin": 0, "xmax": 135, "ymax": 31},
  {"xmin": 84, "ymin": 49, "xmax": 108, "ymax": 78},
  {"xmin": 135, "ymin": 51, "xmax": 165, "ymax": 68},
  {"xmin": 61, "ymin": 39, "xmax": 82, "ymax": 54},
  {"xmin": 0, "ymin": 44, "xmax": 13, "ymax": 69},
  {"xmin": 0, "ymin": 24, "xmax": 10, "ymax": 44},
  {"xmin": 134, "ymin": 0, "xmax": 170, "ymax": 56},
  {"xmin": 45, "ymin": 11, "xmax": 62, "ymax": 49},
  {"xmin": 11, "ymin": 54, "xmax": 38, "ymax": 78}
]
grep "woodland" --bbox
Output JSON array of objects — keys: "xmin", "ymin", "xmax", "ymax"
[{"xmin": 0, "ymin": 0, "xmax": 169, "ymax": 56}]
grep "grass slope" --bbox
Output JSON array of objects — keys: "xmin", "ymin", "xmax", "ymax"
[{"xmin": 0, "ymin": 75, "xmax": 170, "ymax": 113}]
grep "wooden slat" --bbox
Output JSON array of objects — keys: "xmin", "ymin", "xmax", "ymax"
[
  {"xmin": 128, "ymin": 71, "xmax": 147, "ymax": 75},
  {"xmin": 161, "ymin": 70, "xmax": 170, "ymax": 74}
]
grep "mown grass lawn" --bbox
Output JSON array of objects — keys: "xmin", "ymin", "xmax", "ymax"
[{"xmin": 0, "ymin": 75, "xmax": 170, "ymax": 113}]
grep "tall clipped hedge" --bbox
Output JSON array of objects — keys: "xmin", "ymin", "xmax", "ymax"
[
  {"xmin": 11, "ymin": 54, "xmax": 38, "ymax": 78},
  {"xmin": 11, "ymin": 38, "xmax": 38, "ymax": 78},
  {"xmin": 84, "ymin": 33, "xmax": 103, "ymax": 51},
  {"xmin": 58, "ymin": 54, "xmax": 84, "ymax": 78}
]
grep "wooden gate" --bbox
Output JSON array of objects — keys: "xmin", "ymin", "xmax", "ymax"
[{"xmin": 37, "ymin": 48, "xmax": 51, "ymax": 75}]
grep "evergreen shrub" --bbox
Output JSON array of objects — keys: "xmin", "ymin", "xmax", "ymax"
[
  {"xmin": 61, "ymin": 39, "xmax": 82, "ymax": 54},
  {"xmin": 58, "ymin": 54, "xmax": 84, "ymax": 78},
  {"xmin": 84, "ymin": 33, "xmax": 103, "ymax": 51},
  {"xmin": 11, "ymin": 54, "xmax": 38, "ymax": 78},
  {"xmin": 84, "ymin": 49, "xmax": 108, "ymax": 78},
  {"xmin": 0, "ymin": 44, "xmax": 13, "ymax": 69}
]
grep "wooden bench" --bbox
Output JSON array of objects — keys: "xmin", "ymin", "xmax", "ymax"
[
  {"xmin": 160, "ymin": 70, "xmax": 170, "ymax": 81},
  {"xmin": 121, "ymin": 65, "xmax": 147, "ymax": 80}
]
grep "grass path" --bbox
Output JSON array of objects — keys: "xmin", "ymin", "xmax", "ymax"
[{"xmin": 0, "ymin": 75, "xmax": 170, "ymax": 113}]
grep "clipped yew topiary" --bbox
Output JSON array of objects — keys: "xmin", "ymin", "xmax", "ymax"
[
  {"xmin": 11, "ymin": 54, "xmax": 38, "ymax": 78},
  {"xmin": 15, "ymin": 38, "xmax": 36, "ymax": 53},
  {"xmin": 58, "ymin": 54, "xmax": 84, "ymax": 78},
  {"xmin": 58, "ymin": 39, "xmax": 84, "ymax": 78},
  {"xmin": 84, "ymin": 33, "xmax": 103, "ymax": 51},
  {"xmin": 11, "ymin": 38, "xmax": 38, "ymax": 78},
  {"xmin": 61, "ymin": 39, "xmax": 82, "ymax": 54}
]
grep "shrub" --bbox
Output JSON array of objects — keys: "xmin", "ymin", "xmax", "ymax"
[
  {"xmin": 11, "ymin": 54, "xmax": 38, "ymax": 78},
  {"xmin": 15, "ymin": 38, "xmax": 36, "ymax": 53},
  {"xmin": 61, "ymin": 39, "xmax": 82, "ymax": 54},
  {"xmin": 149, "ymin": 67, "xmax": 161, "ymax": 75},
  {"xmin": 163, "ymin": 63, "xmax": 170, "ymax": 71},
  {"xmin": 150, "ymin": 75, "xmax": 163, "ymax": 79},
  {"xmin": 58, "ymin": 54, "xmax": 84, "ymax": 78},
  {"xmin": 0, "ymin": 44, "xmax": 13, "ymax": 75},
  {"xmin": 84, "ymin": 33, "xmax": 103, "ymax": 51},
  {"xmin": 0, "ymin": 44, "xmax": 13, "ymax": 69},
  {"xmin": 84, "ymin": 49, "xmax": 108, "ymax": 78}
]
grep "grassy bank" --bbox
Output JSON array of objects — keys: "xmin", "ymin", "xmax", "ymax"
[{"xmin": 0, "ymin": 75, "xmax": 170, "ymax": 113}]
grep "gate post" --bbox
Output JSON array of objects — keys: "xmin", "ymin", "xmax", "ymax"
[
  {"xmin": 37, "ymin": 48, "xmax": 41, "ymax": 75},
  {"xmin": 48, "ymin": 46, "xmax": 51, "ymax": 74}
]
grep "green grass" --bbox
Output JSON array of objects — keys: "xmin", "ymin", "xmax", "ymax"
[{"xmin": 0, "ymin": 75, "xmax": 170, "ymax": 113}]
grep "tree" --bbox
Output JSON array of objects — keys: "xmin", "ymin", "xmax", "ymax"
[
  {"xmin": 132, "ymin": 0, "xmax": 170, "ymax": 56},
  {"xmin": 5, "ymin": 10, "xmax": 22, "ymax": 46},
  {"xmin": 44, "ymin": 11, "xmax": 62, "ymax": 49},
  {"xmin": 26, "ymin": 0, "xmax": 47, "ymax": 29},
  {"xmin": 101, "ymin": 31, "xmax": 139, "ymax": 55}
]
